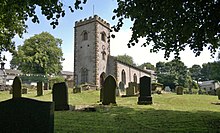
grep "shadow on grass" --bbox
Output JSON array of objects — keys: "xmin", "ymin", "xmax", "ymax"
[{"xmin": 54, "ymin": 105, "xmax": 220, "ymax": 133}]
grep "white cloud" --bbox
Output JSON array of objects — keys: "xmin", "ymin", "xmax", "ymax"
[{"xmin": 62, "ymin": 52, "xmax": 74, "ymax": 72}]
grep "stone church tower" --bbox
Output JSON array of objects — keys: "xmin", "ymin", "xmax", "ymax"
[{"xmin": 74, "ymin": 15, "xmax": 111, "ymax": 87}]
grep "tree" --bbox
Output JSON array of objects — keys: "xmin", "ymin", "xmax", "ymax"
[
  {"xmin": 189, "ymin": 64, "xmax": 202, "ymax": 83},
  {"xmin": 10, "ymin": 32, "xmax": 64, "ymax": 75},
  {"xmin": 139, "ymin": 62, "xmax": 155, "ymax": 70},
  {"xmin": 0, "ymin": 0, "xmax": 86, "ymax": 55},
  {"xmin": 201, "ymin": 61, "xmax": 220, "ymax": 81},
  {"xmin": 1, "ymin": 0, "xmax": 219, "ymax": 60},
  {"xmin": 156, "ymin": 59, "xmax": 188, "ymax": 89},
  {"xmin": 116, "ymin": 54, "xmax": 136, "ymax": 66},
  {"xmin": 112, "ymin": 0, "xmax": 220, "ymax": 59}
]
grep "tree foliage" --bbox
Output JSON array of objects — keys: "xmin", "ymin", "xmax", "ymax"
[
  {"xmin": 10, "ymin": 32, "xmax": 64, "ymax": 75},
  {"xmin": 0, "ymin": 0, "xmax": 86, "ymax": 55},
  {"xmin": 138, "ymin": 62, "xmax": 155, "ymax": 70},
  {"xmin": 189, "ymin": 64, "xmax": 202, "ymax": 83},
  {"xmin": 112, "ymin": 0, "xmax": 220, "ymax": 59},
  {"xmin": 116, "ymin": 54, "xmax": 136, "ymax": 66},
  {"xmin": 201, "ymin": 61, "xmax": 220, "ymax": 81},
  {"xmin": 156, "ymin": 60, "xmax": 188, "ymax": 89}
]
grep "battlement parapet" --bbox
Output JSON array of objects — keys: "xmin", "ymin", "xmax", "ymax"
[{"xmin": 75, "ymin": 15, "xmax": 110, "ymax": 28}]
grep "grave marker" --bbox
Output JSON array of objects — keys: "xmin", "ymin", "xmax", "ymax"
[
  {"xmin": 12, "ymin": 76, "xmax": 22, "ymax": 98},
  {"xmin": 138, "ymin": 76, "xmax": 152, "ymax": 105},
  {"xmin": 0, "ymin": 98, "xmax": 54, "ymax": 133},
  {"xmin": 102, "ymin": 75, "xmax": 117, "ymax": 105},
  {"xmin": 52, "ymin": 82, "xmax": 69, "ymax": 111},
  {"xmin": 37, "ymin": 81, "xmax": 43, "ymax": 96}
]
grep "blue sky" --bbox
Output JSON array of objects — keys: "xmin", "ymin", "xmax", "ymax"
[{"xmin": 5, "ymin": 0, "xmax": 218, "ymax": 71}]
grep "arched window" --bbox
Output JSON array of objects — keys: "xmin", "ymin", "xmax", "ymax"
[
  {"xmin": 101, "ymin": 32, "xmax": 106, "ymax": 42},
  {"xmin": 83, "ymin": 31, "xmax": 88, "ymax": 41},
  {"xmin": 133, "ymin": 73, "xmax": 137, "ymax": 83},
  {"xmin": 121, "ymin": 70, "xmax": 126, "ymax": 84},
  {"xmin": 81, "ymin": 68, "xmax": 88, "ymax": 83}
]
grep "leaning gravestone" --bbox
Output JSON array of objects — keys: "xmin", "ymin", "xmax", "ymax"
[
  {"xmin": 37, "ymin": 81, "xmax": 43, "ymax": 96},
  {"xmin": 12, "ymin": 76, "xmax": 22, "ymax": 98},
  {"xmin": 138, "ymin": 76, "xmax": 152, "ymax": 105},
  {"xmin": 102, "ymin": 75, "xmax": 117, "ymax": 105},
  {"xmin": 52, "ymin": 82, "xmax": 69, "ymax": 111}
]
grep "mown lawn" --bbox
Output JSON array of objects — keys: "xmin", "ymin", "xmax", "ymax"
[{"xmin": 0, "ymin": 89, "xmax": 220, "ymax": 132}]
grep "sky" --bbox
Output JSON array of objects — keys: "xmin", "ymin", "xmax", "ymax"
[{"xmin": 4, "ymin": 0, "xmax": 218, "ymax": 71}]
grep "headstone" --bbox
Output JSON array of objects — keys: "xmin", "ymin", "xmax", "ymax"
[
  {"xmin": 0, "ymin": 97, "xmax": 54, "ymax": 133},
  {"xmin": 52, "ymin": 82, "xmax": 69, "ymax": 111},
  {"xmin": 44, "ymin": 82, "xmax": 49, "ymax": 90},
  {"xmin": 217, "ymin": 88, "xmax": 220, "ymax": 100},
  {"xmin": 102, "ymin": 75, "xmax": 117, "ymax": 105},
  {"xmin": 12, "ymin": 76, "xmax": 22, "ymax": 98},
  {"xmin": 119, "ymin": 82, "xmax": 125, "ymax": 90},
  {"xmin": 176, "ymin": 86, "xmax": 184, "ymax": 95},
  {"xmin": 73, "ymin": 86, "xmax": 82, "ymax": 93},
  {"xmin": 138, "ymin": 76, "xmax": 152, "ymax": 105},
  {"xmin": 22, "ymin": 88, "xmax": 28, "ymax": 94},
  {"xmin": 37, "ymin": 81, "xmax": 43, "ymax": 96},
  {"xmin": 165, "ymin": 86, "xmax": 171, "ymax": 92},
  {"xmin": 126, "ymin": 82, "xmax": 135, "ymax": 96}
]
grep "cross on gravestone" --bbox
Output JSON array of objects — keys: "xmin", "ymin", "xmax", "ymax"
[
  {"xmin": 102, "ymin": 75, "xmax": 117, "ymax": 105},
  {"xmin": 52, "ymin": 82, "xmax": 69, "ymax": 111},
  {"xmin": 12, "ymin": 76, "xmax": 22, "ymax": 99},
  {"xmin": 0, "ymin": 98, "xmax": 54, "ymax": 133},
  {"xmin": 37, "ymin": 81, "xmax": 43, "ymax": 96},
  {"xmin": 138, "ymin": 76, "xmax": 152, "ymax": 105}
]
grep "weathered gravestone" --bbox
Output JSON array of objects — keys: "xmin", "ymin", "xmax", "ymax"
[
  {"xmin": 12, "ymin": 76, "xmax": 22, "ymax": 98},
  {"xmin": 102, "ymin": 75, "xmax": 117, "ymax": 105},
  {"xmin": 126, "ymin": 82, "xmax": 136, "ymax": 96},
  {"xmin": 0, "ymin": 98, "xmax": 54, "ymax": 133},
  {"xmin": 52, "ymin": 82, "xmax": 69, "ymax": 111},
  {"xmin": 176, "ymin": 86, "xmax": 184, "ymax": 95},
  {"xmin": 73, "ymin": 86, "xmax": 82, "ymax": 94},
  {"xmin": 119, "ymin": 81, "xmax": 125, "ymax": 91},
  {"xmin": 37, "ymin": 81, "xmax": 43, "ymax": 96},
  {"xmin": 22, "ymin": 88, "xmax": 28, "ymax": 94},
  {"xmin": 138, "ymin": 76, "xmax": 152, "ymax": 105}
]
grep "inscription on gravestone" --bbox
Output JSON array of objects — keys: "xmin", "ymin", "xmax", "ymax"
[{"xmin": 138, "ymin": 76, "xmax": 152, "ymax": 105}]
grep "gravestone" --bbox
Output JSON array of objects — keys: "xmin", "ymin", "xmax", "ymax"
[
  {"xmin": 44, "ymin": 82, "xmax": 49, "ymax": 90},
  {"xmin": 176, "ymin": 86, "xmax": 184, "ymax": 95},
  {"xmin": 102, "ymin": 75, "xmax": 117, "ymax": 105},
  {"xmin": 37, "ymin": 81, "xmax": 43, "ymax": 96},
  {"xmin": 73, "ymin": 86, "xmax": 82, "ymax": 93},
  {"xmin": 22, "ymin": 88, "xmax": 28, "ymax": 94},
  {"xmin": 119, "ymin": 82, "xmax": 125, "ymax": 90},
  {"xmin": 12, "ymin": 76, "xmax": 22, "ymax": 98},
  {"xmin": 217, "ymin": 88, "xmax": 220, "ymax": 100},
  {"xmin": 52, "ymin": 82, "xmax": 69, "ymax": 111},
  {"xmin": 138, "ymin": 76, "xmax": 152, "ymax": 105},
  {"xmin": 126, "ymin": 82, "xmax": 135, "ymax": 96},
  {"xmin": 0, "ymin": 97, "xmax": 54, "ymax": 133},
  {"xmin": 165, "ymin": 86, "xmax": 171, "ymax": 92}
]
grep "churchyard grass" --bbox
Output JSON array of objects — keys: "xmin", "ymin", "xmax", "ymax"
[{"xmin": 0, "ymin": 89, "xmax": 220, "ymax": 132}]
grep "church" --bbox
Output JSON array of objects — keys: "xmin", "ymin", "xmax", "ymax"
[{"xmin": 74, "ymin": 15, "xmax": 152, "ymax": 88}]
